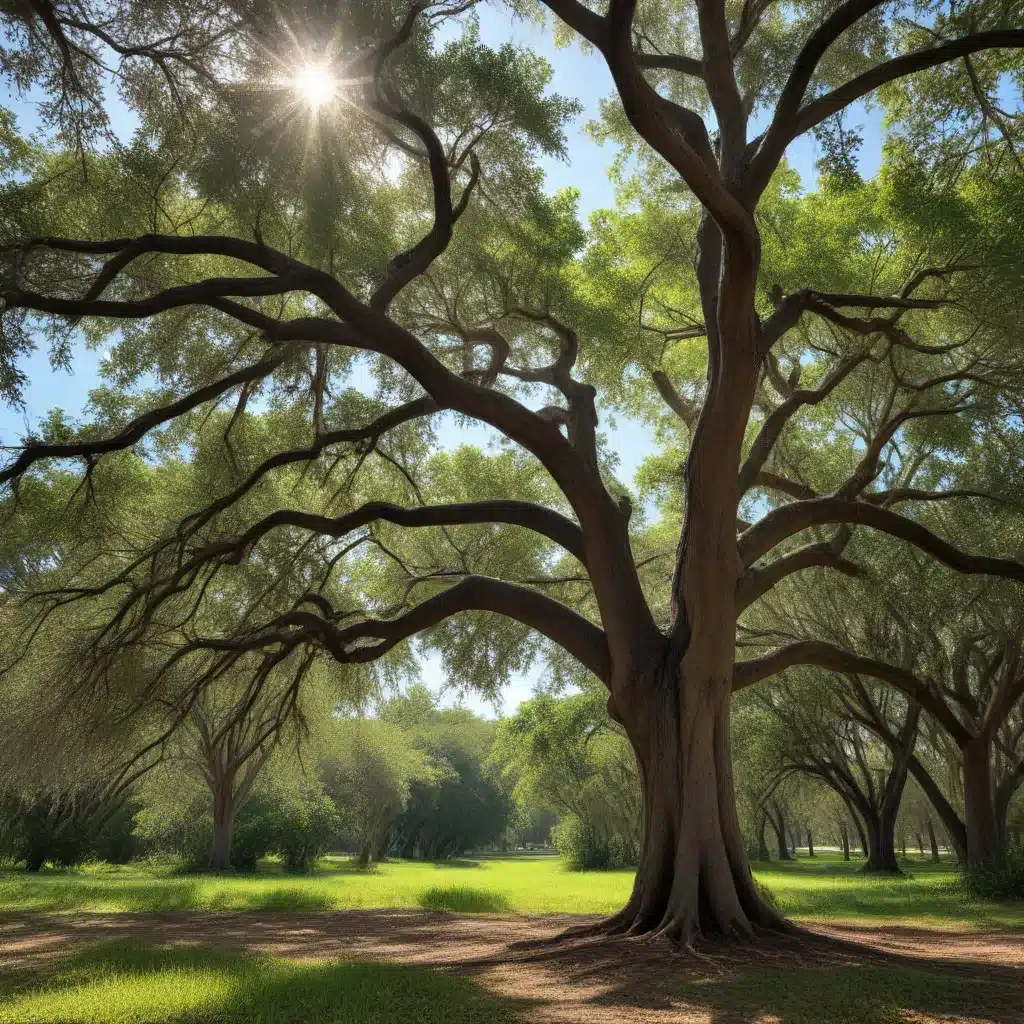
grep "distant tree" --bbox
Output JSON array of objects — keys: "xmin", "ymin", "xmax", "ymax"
[
  {"xmin": 490, "ymin": 687, "xmax": 641, "ymax": 868},
  {"xmin": 383, "ymin": 688, "xmax": 509, "ymax": 859},
  {"xmin": 320, "ymin": 717, "xmax": 435, "ymax": 866}
]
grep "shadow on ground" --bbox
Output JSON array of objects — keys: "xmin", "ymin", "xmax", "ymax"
[
  {"xmin": 0, "ymin": 940, "xmax": 526, "ymax": 1023},
  {"xmin": 1, "ymin": 910, "xmax": 1021, "ymax": 1023}
]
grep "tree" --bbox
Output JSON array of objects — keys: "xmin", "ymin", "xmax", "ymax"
[
  {"xmin": 758, "ymin": 674, "xmax": 919, "ymax": 871},
  {"xmin": 382, "ymin": 687, "xmax": 510, "ymax": 860},
  {"xmin": 169, "ymin": 654, "xmax": 317, "ymax": 870},
  {"xmin": 3, "ymin": 0, "xmax": 1024, "ymax": 941},
  {"xmin": 320, "ymin": 716, "xmax": 435, "ymax": 866},
  {"xmin": 490, "ymin": 686, "xmax": 641, "ymax": 868}
]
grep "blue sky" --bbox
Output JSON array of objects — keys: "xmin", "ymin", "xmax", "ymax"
[{"xmin": 0, "ymin": 9, "xmax": 887, "ymax": 718}]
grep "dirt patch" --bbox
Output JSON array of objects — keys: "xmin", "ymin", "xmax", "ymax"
[{"xmin": 1, "ymin": 911, "xmax": 1021, "ymax": 1023}]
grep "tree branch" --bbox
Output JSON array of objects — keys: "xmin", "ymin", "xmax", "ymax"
[
  {"xmin": 732, "ymin": 639, "xmax": 972, "ymax": 745},
  {"xmin": 739, "ymin": 496, "xmax": 1024, "ymax": 584}
]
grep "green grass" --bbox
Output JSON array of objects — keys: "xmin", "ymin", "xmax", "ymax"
[
  {"xmin": 0, "ymin": 852, "xmax": 1021, "ymax": 930},
  {"xmin": 0, "ymin": 941, "xmax": 522, "ymax": 1023}
]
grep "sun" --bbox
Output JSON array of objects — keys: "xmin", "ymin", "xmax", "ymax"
[{"xmin": 292, "ymin": 63, "xmax": 337, "ymax": 110}]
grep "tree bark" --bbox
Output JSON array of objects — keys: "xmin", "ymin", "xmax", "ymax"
[
  {"xmin": 963, "ymin": 738, "xmax": 1001, "ymax": 867},
  {"xmin": 806, "ymin": 829, "xmax": 815, "ymax": 858},
  {"xmin": 840, "ymin": 821, "xmax": 850, "ymax": 860},
  {"xmin": 608, "ymin": 676, "xmax": 785, "ymax": 943},
  {"xmin": 770, "ymin": 812, "xmax": 791, "ymax": 860},
  {"xmin": 927, "ymin": 819, "xmax": 940, "ymax": 862},
  {"xmin": 756, "ymin": 814, "xmax": 771, "ymax": 861},
  {"xmin": 210, "ymin": 781, "xmax": 235, "ymax": 872},
  {"xmin": 915, "ymin": 831, "xmax": 924, "ymax": 858},
  {"xmin": 863, "ymin": 812, "xmax": 901, "ymax": 873}
]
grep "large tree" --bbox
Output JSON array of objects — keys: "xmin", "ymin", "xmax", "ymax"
[{"xmin": 2, "ymin": 0, "xmax": 1024, "ymax": 942}]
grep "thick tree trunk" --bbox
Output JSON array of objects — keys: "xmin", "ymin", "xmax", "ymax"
[
  {"xmin": 927, "ymin": 819, "xmax": 940, "ymax": 862},
  {"xmin": 806, "ymin": 829, "xmax": 814, "ymax": 858},
  {"xmin": 840, "ymin": 822, "xmax": 850, "ymax": 861},
  {"xmin": 209, "ymin": 782, "xmax": 235, "ymax": 872},
  {"xmin": 862, "ymin": 813, "xmax": 900, "ymax": 873},
  {"xmin": 963, "ymin": 738, "xmax": 1001, "ymax": 867},
  {"xmin": 609, "ymin": 678, "xmax": 786, "ymax": 943}
]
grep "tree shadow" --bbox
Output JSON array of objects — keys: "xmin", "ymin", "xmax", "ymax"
[
  {"xmin": 418, "ymin": 886, "xmax": 511, "ymax": 913},
  {"xmin": 433, "ymin": 859, "xmax": 482, "ymax": 869},
  {"xmin": 495, "ymin": 925, "xmax": 1024, "ymax": 1023},
  {"xmin": 0, "ymin": 940, "xmax": 529, "ymax": 1023}
]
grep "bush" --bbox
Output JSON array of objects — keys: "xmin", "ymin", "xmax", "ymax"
[
  {"xmin": 960, "ymin": 843, "xmax": 1024, "ymax": 900},
  {"xmin": 275, "ymin": 790, "xmax": 341, "ymax": 874},
  {"xmin": 0, "ymin": 790, "xmax": 140, "ymax": 870},
  {"xmin": 552, "ymin": 814, "xmax": 635, "ymax": 871}
]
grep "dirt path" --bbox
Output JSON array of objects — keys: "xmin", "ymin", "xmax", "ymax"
[{"xmin": 1, "ymin": 911, "xmax": 1022, "ymax": 1023}]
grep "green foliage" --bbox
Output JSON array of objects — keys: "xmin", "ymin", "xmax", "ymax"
[
  {"xmin": 490, "ymin": 688, "xmax": 641, "ymax": 869},
  {"xmin": 0, "ymin": 790, "xmax": 140, "ymax": 871},
  {"xmin": 959, "ymin": 843, "xmax": 1024, "ymax": 901},
  {"xmin": 550, "ymin": 813, "xmax": 634, "ymax": 871},
  {"xmin": 274, "ymin": 789, "xmax": 342, "ymax": 875},
  {"xmin": 383, "ymin": 686, "xmax": 510, "ymax": 860}
]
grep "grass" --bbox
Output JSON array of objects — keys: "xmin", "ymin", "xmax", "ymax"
[
  {"xmin": 0, "ymin": 941, "xmax": 522, "ymax": 1023},
  {"xmin": 1, "ymin": 855, "xmax": 1022, "ymax": 1023},
  {"xmin": 1, "ymin": 851, "xmax": 1021, "ymax": 930}
]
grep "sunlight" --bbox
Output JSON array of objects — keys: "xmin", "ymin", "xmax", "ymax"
[{"xmin": 291, "ymin": 63, "xmax": 337, "ymax": 110}]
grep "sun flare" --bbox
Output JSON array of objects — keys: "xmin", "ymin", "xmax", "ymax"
[{"xmin": 292, "ymin": 63, "xmax": 337, "ymax": 110}]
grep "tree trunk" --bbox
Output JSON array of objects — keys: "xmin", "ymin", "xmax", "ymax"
[
  {"xmin": 806, "ymin": 829, "xmax": 814, "ymax": 858},
  {"xmin": 770, "ymin": 811, "xmax": 791, "ymax": 860},
  {"xmin": 863, "ymin": 812, "xmax": 900, "ymax": 873},
  {"xmin": 927, "ymin": 819, "xmax": 940, "ymax": 862},
  {"xmin": 840, "ymin": 821, "xmax": 850, "ymax": 861},
  {"xmin": 209, "ymin": 781, "xmax": 235, "ymax": 872},
  {"xmin": 963, "ymin": 738, "xmax": 1001, "ymax": 867},
  {"xmin": 610, "ymin": 679, "xmax": 786, "ymax": 943},
  {"xmin": 755, "ymin": 814, "xmax": 770, "ymax": 861},
  {"xmin": 899, "ymin": 832, "xmax": 906, "ymax": 859}
]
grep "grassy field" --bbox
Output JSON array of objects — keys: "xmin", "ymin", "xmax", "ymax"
[
  {"xmin": 1, "ymin": 854, "xmax": 1022, "ymax": 1023},
  {"xmin": 0, "ymin": 851, "xmax": 1021, "ymax": 929},
  {"xmin": 0, "ymin": 941, "xmax": 520, "ymax": 1024}
]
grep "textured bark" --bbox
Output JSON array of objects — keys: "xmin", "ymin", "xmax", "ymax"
[
  {"xmin": 210, "ymin": 782, "xmax": 235, "ymax": 872},
  {"xmin": 927, "ymin": 819, "xmax": 940, "ymax": 862},
  {"xmin": 606, "ymin": 672, "xmax": 786, "ymax": 943},
  {"xmin": 963, "ymin": 738, "xmax": 1001, "ymax": 867},
  {"xmin": 864, "ymin": 812, "xmax": 901, "ymax": 873}
]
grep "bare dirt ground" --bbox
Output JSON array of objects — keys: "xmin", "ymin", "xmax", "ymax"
[{"xmin": 1, "ymin": 911, "xmax": 1022, "ymax": 1023}]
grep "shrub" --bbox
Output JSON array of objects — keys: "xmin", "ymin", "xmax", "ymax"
[
  {"xmin": 552, "ymin": 814, "xmax": 635, "ymax": 870},
  {"xmin": 960, "ymin": 843, "xmax": 1024, "ymax": 900},
  {"xmin": 275, "ymin": 790, "xmax": 341, "ymax": 874}
]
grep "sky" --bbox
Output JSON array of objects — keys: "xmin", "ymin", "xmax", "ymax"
[{"xmin": 0, "ymin": 7, "xmax": 887, "ymax": 719}]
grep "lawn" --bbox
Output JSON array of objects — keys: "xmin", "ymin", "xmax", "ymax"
[
  {"xmin": 0, "ymin": 851, "xmax": 1021, "ymax": 930},
  {"xmin": 1, "ymin": 854, "xmax": 1022, "ymax": 1023},
  {"xmin": 0, "ymin": 941, "xmax": 522, "ymax": 1024}
]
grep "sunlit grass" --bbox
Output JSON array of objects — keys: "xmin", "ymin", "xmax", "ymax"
[
  {"xmin": 0, "ymin": 942, "xmax": 519, "ymax": 1023},
  {"xmin": 0, "ymin": 852, "xmax": 1020, "ymax": 930}
]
